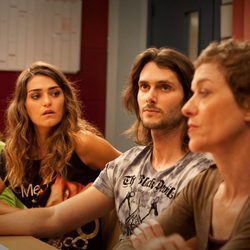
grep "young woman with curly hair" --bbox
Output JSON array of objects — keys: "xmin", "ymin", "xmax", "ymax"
[{"xmin": 0, "ymin": 61, "xmax": 120, "ymax": 250}]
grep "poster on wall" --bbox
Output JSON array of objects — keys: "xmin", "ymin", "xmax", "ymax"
[{"xmin": 0, "ymin": 0, "xmax": 82, "ymax": 73}]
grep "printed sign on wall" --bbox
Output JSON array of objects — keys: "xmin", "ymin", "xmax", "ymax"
[{"xmin": 0, "ymin": 0, "xmax": 82, "ymax": 73}]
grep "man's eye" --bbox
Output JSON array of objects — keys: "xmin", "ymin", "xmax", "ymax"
[
  {"xmin": 139, "ymin": 84, "xmax": 149, "ymax": 90},
  {"xmin": 161, "ymin": 85, "xmax": 171, "ymax": 91}
]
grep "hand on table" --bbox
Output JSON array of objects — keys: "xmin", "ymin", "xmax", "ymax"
[{"xmin": 130, "ymin": 219, "xmax": 191, "ymax": 250}]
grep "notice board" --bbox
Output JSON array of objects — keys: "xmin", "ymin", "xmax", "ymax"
[{"xmin": 0, "ymin": 0, "xmax": 82, "ymax": 73}]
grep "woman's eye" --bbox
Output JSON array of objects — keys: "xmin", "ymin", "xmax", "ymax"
[
  {"xmin": 30, "ymin": 94, "xmax": 40, "ymax": 100},
  {"xmin": 198, "ymin": 89, "xmax": 210, "ymax": 97},
  {"xmin": 51, "ymin": 90, "xmax": 61, "ymax": 97}
]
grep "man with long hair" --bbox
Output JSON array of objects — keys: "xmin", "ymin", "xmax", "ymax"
[{"xmin": 94, "ymin": 47, "xmax": 213, "ymax": 238}]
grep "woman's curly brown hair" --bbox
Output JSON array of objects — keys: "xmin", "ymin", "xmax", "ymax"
[{"xmin": 4, "ymin": 61, "xmax": 101, "ymax": 189}]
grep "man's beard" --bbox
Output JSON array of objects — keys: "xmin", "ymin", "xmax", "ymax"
[{"xmin": 141, "ymin": 106, "xmax": 184, "ymax": 131}]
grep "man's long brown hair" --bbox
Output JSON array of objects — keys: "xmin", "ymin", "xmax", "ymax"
[{"xmin": 123, "ymin": 47, "xmax": 194, "ymax": 148}]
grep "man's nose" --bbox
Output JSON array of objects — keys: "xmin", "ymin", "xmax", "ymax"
[{"xmin": 146, "ymin": 89, "xmax": 157, "ymax": 103}]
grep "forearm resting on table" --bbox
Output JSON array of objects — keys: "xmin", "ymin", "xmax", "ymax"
[
  {"xmin": 0, "ymin": 206, "xmax": 58, "ymax": 237},
  {"xmin": 0, "ymin": 186, "xmax": 114, "ymax": 238}
]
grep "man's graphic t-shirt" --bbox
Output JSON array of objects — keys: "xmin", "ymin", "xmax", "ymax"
[
  {"xmin": 93, "ymin": 145, "xmax": 214, "ymax": 239},
  {"xmin": 0, "ymin": 152, "xmax": 101, "ymax": 250}
]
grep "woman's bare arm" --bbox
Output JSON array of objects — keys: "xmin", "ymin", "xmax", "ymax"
[{"xmin": 75, "ymin": 130, "xmax": 121, "ymax": 170}]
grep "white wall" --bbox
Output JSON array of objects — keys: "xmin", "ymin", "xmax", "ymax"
[{"xmin": 105, "ymin": 0, "xmax": 148, "ymax": 151}]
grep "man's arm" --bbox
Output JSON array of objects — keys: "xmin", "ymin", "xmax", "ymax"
[{"xmin": 0, "ymin": 186, "xmax": 114, "ymax": 237}]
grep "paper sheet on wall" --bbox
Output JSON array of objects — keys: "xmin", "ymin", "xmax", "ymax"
[
  {"xmin": 0, "ymin": 244, "xmax": 8, "ymax": 250},
  {"xmin": 0, "ymin": 0, "xmax": 82, "ymax": 73}
]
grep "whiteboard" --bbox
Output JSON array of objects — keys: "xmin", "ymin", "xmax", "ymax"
[{"xmin": 0, "ymin": 0, "xmax": 82, "ymax": 73}]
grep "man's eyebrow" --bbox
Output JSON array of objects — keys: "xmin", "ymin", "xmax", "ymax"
[
  {"xmin": 138, "ymin": 79, "xmax": 174, "ymax": 84},
  {"xmin": 138, "ymin": 80, "xmax": 147, "ymax": 83}
]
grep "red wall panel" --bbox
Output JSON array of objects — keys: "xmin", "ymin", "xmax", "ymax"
[{"xmin": 233, "ymin": 0, "xmax": 250, "ymax": 40}]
